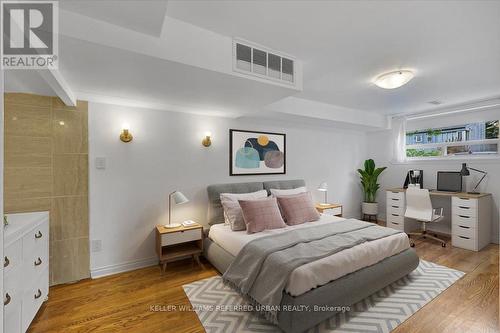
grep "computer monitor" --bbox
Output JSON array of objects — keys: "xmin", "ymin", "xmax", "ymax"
[{"xmin": 437, "ymin": 171, "xmax": 462, "ymax": 192}]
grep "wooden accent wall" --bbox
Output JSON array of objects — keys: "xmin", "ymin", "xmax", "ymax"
[{"xmin": 4, "ymin": 93, "xmax": 89, "ymax": 285}]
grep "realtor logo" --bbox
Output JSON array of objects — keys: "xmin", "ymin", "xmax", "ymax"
[{"xmin": 1, "ymin": 0, "xmax": 58, "ymax": 69}]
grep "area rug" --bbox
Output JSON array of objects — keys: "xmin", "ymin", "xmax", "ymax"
[{"xmin": 183, "ymin": 260, "xmax": 464, "ymax": 333}]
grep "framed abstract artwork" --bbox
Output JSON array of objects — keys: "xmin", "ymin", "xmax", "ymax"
[{"xmin": 229, "ymin": 129, "xmax": 286, "ymax": 176}]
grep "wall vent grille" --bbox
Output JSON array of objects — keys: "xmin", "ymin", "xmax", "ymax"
[{"xmin": 233, "ymin": 39, "xmax": 295, "ymax": 85}]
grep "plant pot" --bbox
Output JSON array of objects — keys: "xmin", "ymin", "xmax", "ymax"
[{"xmin": 362, "ymin": 202, "xmax": 378, "ymax": 215}]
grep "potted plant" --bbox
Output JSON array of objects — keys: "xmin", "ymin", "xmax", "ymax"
[{"xmin": 357, "ymin": 159, "xmax": 386, "ymax": 216}]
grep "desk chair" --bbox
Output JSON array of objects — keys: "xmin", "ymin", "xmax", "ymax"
[{"xmin": 404, "ymin": 187, "xmax": 446, "ymax": 248}]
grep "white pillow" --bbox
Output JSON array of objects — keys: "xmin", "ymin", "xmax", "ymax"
[
  {"xmin": 270, "ymin": 186, "xmax": 307, "ymax": 197},
  {"xmin": 220, "ymin": 190, "xmax": 268, "ymax": 230}
]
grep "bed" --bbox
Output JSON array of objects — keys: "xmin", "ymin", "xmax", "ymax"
[{"xmin": 203, "ymin": 180, "xmax": 419, "ymax": 333}]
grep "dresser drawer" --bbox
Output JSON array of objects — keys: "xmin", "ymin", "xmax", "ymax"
[
  {"xmin": 22, "ymin": 220, "xmax": 49, "ymax": 261},
  {"xmin": 386, "ymin": 204, "xmax": 405, "ymax": 216},
  {"xmin": 4, "ymin": 292, "xmax": 22, "ymax": 333},
  {"xmin": 387, "ymin": 212, "xmax": 404, "ymax": 223},
  {"xmin": 24, "ymin": 248, "xmax": 49, "ymax": 284},
  {"xmin": 452, "ymin": 197, "xmax": 478, "ymax": 209},
  {"xmin": 452, "ymin": 224, "xmax": 476, "ymax": 239},
  {"xmin": 161, "ymin": 228, "xmax": 202, "ymax": 246},
  {"xmin": 452, "ymin": 234, "xmax": 477, "ymax": 251},
  {"xmin": 453, "ymin": 214, "xmax": 478, "ymax": 229},
  {"xmin": 387, "ymin": 191, "xmax": 405, "ymax": 202},
  {"xmin": 452, "ymin": 205, "xmax": 477, "ymax": 218},
  {"xmin": 323, "ymin": 207, "xmax": 342, "ymax": 216},
  {"xmin": 387, "ymin": 221, "xmax": 404, "ymax": 231},
  {"xmin": 22, "ymin": 267, "xmax": 49, "ymax": 333},
  {"xmin": 4, "ymin": 238, "xmax": 22, "ymax": 275},
  {"xmin": 4, "ymin": 264, "xmax": 23, "ymax": 333}
]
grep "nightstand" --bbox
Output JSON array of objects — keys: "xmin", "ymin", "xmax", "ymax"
[
  {"xmin": 315, "ymin": 203, "xmax": 343, "ymax": 217},
  {"xmin": 155, "ymin": 223, "xmax": 203, "ymax": 272}
]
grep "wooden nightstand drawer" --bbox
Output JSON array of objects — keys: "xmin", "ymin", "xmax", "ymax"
[{"xmin": 161, "ymin": 228, "xmax": 201, "ymax": 246}]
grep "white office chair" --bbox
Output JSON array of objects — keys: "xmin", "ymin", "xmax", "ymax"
[{"xmin": 404, "ymin": 187, "xmax": 446, "ymax": 248}]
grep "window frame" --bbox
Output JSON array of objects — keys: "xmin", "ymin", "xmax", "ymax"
[{"xmin": 405, "ymin": 121, "xmax": 500, "ymax": 161}]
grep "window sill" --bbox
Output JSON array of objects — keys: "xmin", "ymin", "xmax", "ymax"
[{"xmin": 391, "ymin": 155, "xmax": 500, "ymax": 165}]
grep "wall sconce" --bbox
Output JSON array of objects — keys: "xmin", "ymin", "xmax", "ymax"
[
  {"xmin": 202, "ymin": 131, "xmax": 212, "ymax": 147},
  {"xmin": 120, "ymin": 123, "xmax": 133, "ymax": 143}
]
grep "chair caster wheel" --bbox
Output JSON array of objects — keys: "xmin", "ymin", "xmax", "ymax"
[
  {"xmin": 442, "ymin": 243, "xmax": 446, "ymax": 247},
  {"xmin": 410, "ymin": 243, "xmax": 415, "ymax": 247},
  {"xmin": 434, "ymin": 234, "xmax": 438, "ymax": 237}
]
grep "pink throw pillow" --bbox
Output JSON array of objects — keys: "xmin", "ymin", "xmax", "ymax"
[
  {"xmin": 238, "ymin": 197, "xmax": 286, "ymax": 234},
  {"xmin": 277, "ymin": 192, "xmax": 320, "ymax": 225}
]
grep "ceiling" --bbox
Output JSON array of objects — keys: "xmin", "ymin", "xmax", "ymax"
[{"xmin": 5, "ymin": 0, "xmax": 500, "ymax": 127}]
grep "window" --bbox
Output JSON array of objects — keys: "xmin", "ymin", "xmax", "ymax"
[{"xmin": 405, "ymin": 120, "xmax": 499, "ymax": 159}]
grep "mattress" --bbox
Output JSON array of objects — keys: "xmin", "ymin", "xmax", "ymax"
[{"xmin": 208, "ymin": 215, "xmax": 410, "ymax": 296}]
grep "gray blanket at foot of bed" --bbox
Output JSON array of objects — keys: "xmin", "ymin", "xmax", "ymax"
[{"xmin": 222, "ymin": 219, "xmax": 403, "ymax": 324}]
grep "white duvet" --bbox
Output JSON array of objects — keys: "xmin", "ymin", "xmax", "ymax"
[{"xmin": 209, "ymin": 215, "xmax": 410, "ymax": 296}]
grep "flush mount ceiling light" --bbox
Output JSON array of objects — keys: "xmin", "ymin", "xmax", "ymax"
[{"xmin": 374, "ymin": 70, "xmax": 414, "ymax": 89}]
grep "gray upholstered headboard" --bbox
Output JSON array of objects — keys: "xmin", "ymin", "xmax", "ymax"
[{"xmin": 206, "ymin": 179, "xmax": 306, "ymax": 226}]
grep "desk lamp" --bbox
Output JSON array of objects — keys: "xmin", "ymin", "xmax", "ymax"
[{"xmin": 460, "ymin": 163, "xmax": 487, "ymax": 194}]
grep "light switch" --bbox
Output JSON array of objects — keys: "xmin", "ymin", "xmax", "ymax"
[{"xmin": 95, "ymin": 157, "xmax": 106, "ymax": 169}]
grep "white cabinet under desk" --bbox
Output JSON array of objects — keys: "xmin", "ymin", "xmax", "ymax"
[
  {"xmin": 3, "ymin": 212, "xmax": 50, "ymax": 333},
  {"xmin": 385, "ymin": 189, "xmax": 492, "ymax": 251}
]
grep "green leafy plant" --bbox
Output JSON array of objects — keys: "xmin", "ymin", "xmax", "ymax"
[{"xmin": 357, "ymin": 159, "xmax": 387, "ymax": 203}]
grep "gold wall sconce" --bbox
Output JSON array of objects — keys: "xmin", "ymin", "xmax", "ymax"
[
  {"xmin": 202, "ymin": 132, "xmax": 212, "ymax": 147},
  {"xmin": 120, "ymin": 124, "xmax": 133, "ymax": 143}
]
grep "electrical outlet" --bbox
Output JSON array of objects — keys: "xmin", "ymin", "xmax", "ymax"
[
  {"xmin": 91, "ymin": 240, "xmax": 102, "ymax": 253},
  {"xmin": 95, "ymin": 157, "xmax": 106, "ymax": 170}
]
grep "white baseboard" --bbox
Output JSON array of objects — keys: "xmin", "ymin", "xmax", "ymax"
[{"xmin": 91, "ymin": 256, "xmax": 158, "ymax": 279}]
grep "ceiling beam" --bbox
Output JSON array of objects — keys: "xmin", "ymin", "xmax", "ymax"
[{"xmin": 38, "ymin": 69, "xmax": 76, "ymax": 106}]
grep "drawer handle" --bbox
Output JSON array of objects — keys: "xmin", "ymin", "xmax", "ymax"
[
  {"xmin": 458, "ymin": 215, "xmax": 470, "ymax": 218},
  {"xmin": 34, "ymin": 257, "xmax": 42, "ymax": 266},
  {"xmin": 392, "ymin": 214, "xmax": 399, "ymax": 217},
  {"xmin": 458, "ymin": 206, "xmax": 470, "ymax": 210},
  {"xmin": 392, "ymin": 222, "xmax": 399, "ymax": 225},
  {"xmin": 458, "ymin": 197, "xmax": 469, "ymax": 200},
  {"xmin": 391, "ymin": 198, "xmax": 399, "ymax": 201},
  {"xmin": 459, "ymin": 236, "xmax": 470, "ymax": 240},
  {"xmin": 459, "ymin": 225, "xmax": 470, "ymax": 229},
  {"xmin": 4, "ymin": 256, "xmax": 9, "ymax": 268},
  {"xmin": 35, "ymin": 231, "xmax": 43, "ymax": 239},
  {"xmin": 34, "ymin": 289, "xmax": 42, "ymax": 299},
  {"xmin": 391, "ymin": 205, "xmax": 399, "ymax": 208},
  {"xmin": 4, "ymin": 293, "xmax": 11, "ymax": 306}
]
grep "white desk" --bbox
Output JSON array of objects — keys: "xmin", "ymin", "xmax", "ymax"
[{"xmin": 385, "ymin": 188, "xmax": 492, "ymax": 251}]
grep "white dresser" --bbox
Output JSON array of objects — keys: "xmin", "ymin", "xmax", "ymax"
[
  {"xmin": 451, "ymin": 196, "xmax": 491, "ymax": 251},
  {"xmin": 385, "ymin": 190, "xmax": 419, "ymax": 232},
  {"xmin": 3, "ymin": 212, "xmax": 49, "ymax": 333},
  {"xmin": 385, "ymin": 189, "xmax": 492, "ymax": 251}
]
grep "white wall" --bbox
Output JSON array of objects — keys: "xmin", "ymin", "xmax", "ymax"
[
  {"xmin": 368, "ymin": 108, "xmax": 500, "ymax": 243},
  {"xmin": 89, "ymin": 102, "xmax": 368, "ymax": 277}
]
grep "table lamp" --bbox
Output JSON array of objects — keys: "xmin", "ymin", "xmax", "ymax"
[
  {"xmin": 317, "ymin": 182, "xmax": 329, "ymax": 206},
  {"xmin": 460, "ymin": 163, "xmax": 487, "ymax": 194},
  {"xmin": 165, "ymin": 191, "xmax": 189, "ymax": 228}
]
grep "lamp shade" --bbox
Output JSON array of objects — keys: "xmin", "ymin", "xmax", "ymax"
[
  {"xmin": 460, "ymin": 163, "xmax": 470, "ymax": 176},
  {"xmin": 171, "ymin": 191, "xmax": 189, "ymax": 205},
  {"xmin": 318, "ymin": 182, "xmax": 328, "ymax": 191}
]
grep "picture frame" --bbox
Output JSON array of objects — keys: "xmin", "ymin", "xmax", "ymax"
[{"xmin": 229, "ymin": 129, "xmax": 286, "ymax": 176}]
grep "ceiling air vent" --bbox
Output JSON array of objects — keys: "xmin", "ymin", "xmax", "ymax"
[{"xmin": 234, "ymin": 39, "xmax": 296, "ymax": 85}]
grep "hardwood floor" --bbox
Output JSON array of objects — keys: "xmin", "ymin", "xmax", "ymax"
[{"xmin": 29, "ymin": 238, "xmax": 499, "ymax": 333}]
